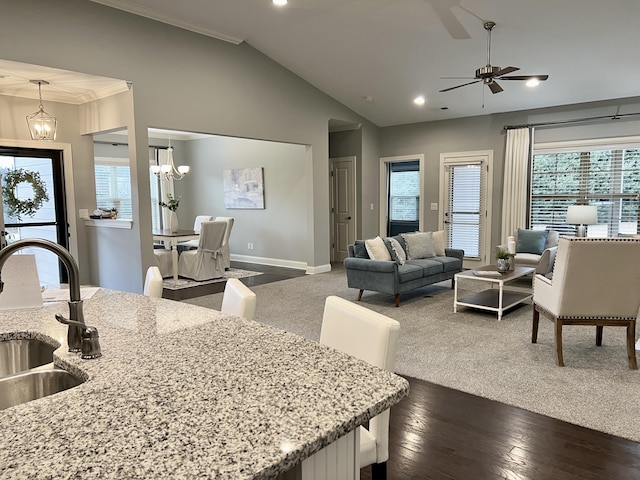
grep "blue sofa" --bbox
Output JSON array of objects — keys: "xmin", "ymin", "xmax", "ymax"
[{"xmin": 344, "ymin": 235, "xmax": 464, "ymax": 307}]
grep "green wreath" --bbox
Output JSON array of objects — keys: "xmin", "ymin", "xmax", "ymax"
[{"xmin": 2, "ymin": 168, "xmax": 49, "ymax": 220}]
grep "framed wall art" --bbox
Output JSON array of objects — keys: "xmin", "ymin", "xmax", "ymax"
[{"xmin": 223, "ymin": 167, "xmax": 265, "ymax": 209}]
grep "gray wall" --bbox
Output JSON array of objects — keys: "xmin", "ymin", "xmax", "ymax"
[
  {"xmin": 178, "ymin": 136, "xmax": 308, "ymax": 268},
  {"xmin": 0, "ymin": 0, "xmax": 378, "ymax": 291},
  {"xmin": 379, "ymin": 97, "xmax": 640, "ymax": 249}
]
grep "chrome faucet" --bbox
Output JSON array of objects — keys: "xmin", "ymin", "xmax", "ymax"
[{"xmin": 0, "ymin": 238, "xmax": 101, "ymax": 359}]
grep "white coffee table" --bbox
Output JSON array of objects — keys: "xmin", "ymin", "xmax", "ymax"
[{"xmin": 454, "ymin": 265, "xmax": 535, "ymax": 320}]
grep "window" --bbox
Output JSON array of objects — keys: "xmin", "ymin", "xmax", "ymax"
[
  {"xmin": 531, "ymin": 139, "xmax": 640, "ymax": 237},
  {"xmin": 94, "ymin": 156, "xmax": 132, "ymax": 218},
  {"xmin": 387, "ymin": 161, "xmax": 420, "ymax": 235}
]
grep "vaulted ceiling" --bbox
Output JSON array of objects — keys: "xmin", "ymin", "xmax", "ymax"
[{"xmin": 3, "ymin": 1, "xmax": 639, "ymax": 128}]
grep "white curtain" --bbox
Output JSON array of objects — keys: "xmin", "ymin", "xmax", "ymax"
[{"xmin": 501, "ymin": 127, "xmax": 532, "ymax": 241}]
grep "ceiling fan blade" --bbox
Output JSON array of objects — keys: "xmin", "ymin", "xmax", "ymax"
[
  {"xmin": 492, "ymin": 66, "xmax": 519, "ymax": 77},
  {"xmin": 488, "ymin": 81, "xmax": 503, "ymax": 94},
  {"xmin": 439, "ymin": 79, "xmax": 482, "ymax": 92},
  {"xmin": 500, "ymin": 75, "xmax": 549, "ymax": 81},
  {"xmin": 426, "ymin": 0, "xmax": 471, "ymax": 39}
]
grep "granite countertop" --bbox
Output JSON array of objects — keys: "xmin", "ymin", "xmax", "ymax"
[{"xmin": 0, "ymin": 289, "xmax": 409, "ymax": 479}]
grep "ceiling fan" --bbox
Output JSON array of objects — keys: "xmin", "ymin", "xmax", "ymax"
[{"xmin": 439, "ymin": 21, "xmax": 549, "ymax": 94}]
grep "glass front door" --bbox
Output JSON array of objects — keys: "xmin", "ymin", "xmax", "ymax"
[{"xmin": 0, "ymin": 147, "xmax": 68, "ymax": 286}]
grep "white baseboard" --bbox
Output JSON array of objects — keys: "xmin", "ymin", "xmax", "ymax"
[{"xmin": 230, "ymin": 254, "xmax": 332, "ymax": 275}]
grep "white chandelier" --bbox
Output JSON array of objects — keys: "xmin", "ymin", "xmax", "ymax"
[
  {"xmin": 150, "ymin": 135, "xmax": 190, "ymax": 180},
  {"xmin": 26, "ymin": 80, "xmax": 57, "ymax": 141}
]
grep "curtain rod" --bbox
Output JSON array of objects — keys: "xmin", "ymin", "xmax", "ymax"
[{"xmin": 504, "ymin": 112, "xmax": 640, "ymax": 130}]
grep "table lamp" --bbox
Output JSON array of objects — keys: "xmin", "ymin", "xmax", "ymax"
[{"xmin": 566, "ymin": 205, "xmax": 597, "ymax": 237}]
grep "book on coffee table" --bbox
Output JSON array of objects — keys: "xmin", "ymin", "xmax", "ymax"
[{"xmin": 472, "ymin": 270, "xmax": 502, "ymax": 277}]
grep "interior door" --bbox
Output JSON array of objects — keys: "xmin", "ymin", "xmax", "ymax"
[
  {"xmin": 0, "ymin": 147, "xmax": 68, "ymax": 286},
  {"xmin": 330, "ymin": 157, "xmax": 356, "ymax": 262}
]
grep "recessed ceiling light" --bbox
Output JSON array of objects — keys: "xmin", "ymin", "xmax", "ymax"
[
  {"xmin": 525, "ymin": 78, "xmax": 540, "ymax": 87},
  {"xmin": 364, "ymin": 96, "xmax": 374, "ymax": 102},
  {"xmin": 273, "ymin": 0, "xmax": 287, "ymax": 6},
  {"xmin": 413, "ymin": 96, "xmax": 426, "ymax": 106}
]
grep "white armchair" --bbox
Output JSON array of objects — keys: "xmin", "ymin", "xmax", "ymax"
[
  {"xmin": 320, "ymin": 295, "xmax": 400, "ymax": 479},
  {"xmin": 532, "ymin": 237, "xmax": 640, "ymax": 369},
  {"xmin": 499, "ymin": 228, "xmax": 559, "ymax": 277}
]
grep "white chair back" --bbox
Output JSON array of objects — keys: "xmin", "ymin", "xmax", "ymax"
[
  {"xmin": 221, "ymin": 278, "xmax": 257, "ymax": 320},
  {"xmin": 214, "ymin": 216, "xmax": 234, "ymax": 245},
  {"xmin": 143, "ymin": 266, "xmax": 163, "ymax": 298},
  {"xmin": 320, "ymin": 295, "xmax": 400, "ymax": 470},
  {"xmin": 193, "ymin": 215, "xmax": 213, "ymax": 233}
]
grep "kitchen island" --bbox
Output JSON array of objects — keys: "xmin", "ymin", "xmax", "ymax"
[{"xmin": 0, "ymin": 288, "xmax": 409, "ymax": 479}]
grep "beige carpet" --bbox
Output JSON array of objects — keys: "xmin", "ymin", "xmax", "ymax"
[{"xmin": 184, "ymin": 266, "xmax": 640, "ymax": 443}]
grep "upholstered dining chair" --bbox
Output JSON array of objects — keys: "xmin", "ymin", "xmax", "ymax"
[
  {"xmin": 214, "ymin": 216, "xmax": 234, "ymax": 270},
  {"xmin": 143, "ymin": 266, "xmax": 164, "ymax": 298},
  {"xmin": 153, "ymin": 249, "xmax": 173, "ymax": 278},
  {"xmin": 220, "ymin": 278, "xmax": 256, "ymax": 320},
  {"xmin": 178, "ymin": 221, "xmax": 227, "ymax": 281},
  {"xmin": 532, "ymin": 237, "xmax": 640, "ymax": 369},
  {"xmin": 320, "ymin": 295, "xmax": 400, "ymax": 479},
  {"xmin": 177, "ymin": 215, "xmax": 213, "ymax": 252}
]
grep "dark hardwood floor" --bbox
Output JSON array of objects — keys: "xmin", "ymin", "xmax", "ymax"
[
  {"xmin": 161, "ymin": 261, "xmax": 305, "ymax": 300},
  {"xmin": 166, "ymin": 262, "xmax": 640, "ymax": 479},
  {"xmin": 362, "ymin": 376, "xmax": 640, "ymax": 480}
]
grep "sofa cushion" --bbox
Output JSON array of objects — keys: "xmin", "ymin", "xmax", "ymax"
[
  {"xmin": 402, "ymin": 232, "xmax": 435, "ymax": 259},
  {"xmin": 430, "ymin": 256, "xmax": 462, "ymax": 272},
  {"xmin": 406, "ymin": 258, "xmax": 443, "ymax": 276},
  {"xmin": 365, "ymin": 236, "xmax": 392, "ymax": 261},
  {"xmin": 517, "ymin": 229, "xmax": 549, "ymax": 255},
  {"xmin": 397, "ymin": 263, "xmax": 424, "ymax": 283},
  {"xmin": 384, "ymin": 237, "xmax": 406, "ymax": 265},
  {"xmin": 353, "ymin": 240, "xmax": 369, "ymax": 259},
  {"xmin": 433, "ymin": 230, "xmax": 446, "ymax": 256}
]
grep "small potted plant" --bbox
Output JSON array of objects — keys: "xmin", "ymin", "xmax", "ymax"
[
  {"xmin": 159, "ymin": 194, "xmax": 181, "ymax": 232},
  {"xmin": 495, "ymin": 248, "xmax": 511, "ymax": 272}
]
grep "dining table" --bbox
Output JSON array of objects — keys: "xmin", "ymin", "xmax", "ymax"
[{"xmin": 152, "ymin": 229, "xmax": 199, "ymax": 280}]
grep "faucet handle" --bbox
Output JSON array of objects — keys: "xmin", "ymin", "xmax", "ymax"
[{"xmin": 55, "ymin": 314, "xmax": 102, "ymax": 360}]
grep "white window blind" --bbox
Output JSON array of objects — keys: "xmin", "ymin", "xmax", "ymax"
[
  {"xmin": 445, "ymin": 162, "xmax": 485, "ymax": 258},
  {"xmin": 531, "ymin": 141, "xmax": 640, "ymax": 237},
  {"xmin": 94, "ymin": 156, "xmax": 132, "ymax": 218}
]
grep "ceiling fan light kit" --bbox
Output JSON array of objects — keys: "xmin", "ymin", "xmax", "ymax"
[{"xmin": 439, "ymin": 20, "xmax": 549, "ymax": 96}]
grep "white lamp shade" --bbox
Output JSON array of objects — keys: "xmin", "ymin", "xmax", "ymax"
[{"xmin": 566, "ymin": 205, "xmax": 598, "ymax": 225}]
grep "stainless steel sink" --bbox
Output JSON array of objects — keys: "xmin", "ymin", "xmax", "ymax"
[
  {"xmin": 0, "ymin": 339, "xmax": 56, "ymax": 376},
  {"xmin": 0, "ymin": 368, "xmax": 84, "ymax": 410}
]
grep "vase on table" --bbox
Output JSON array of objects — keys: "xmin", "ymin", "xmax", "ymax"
[
  {"xmin": 169, "ymin": 211, "xmax": 179, "ymax": 233},
  {"xmin": 496, "ymin": 258, "xmax": 510, "ymax": 272}
]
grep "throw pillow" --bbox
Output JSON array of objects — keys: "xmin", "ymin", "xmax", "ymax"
[
  {"xmin": 353, "ymin": 240, "xmax": 369, "ymax": 258},
  {"xmin": 401, "ymin": 232, "xmax": 435, "ymax": 259},
  {"xmin": 365, "ymin": 236, "xmax": 392, "ymax": 261},
  {"xmin": 516, "ymin": 228, "xmax": 549, "ymax": 255},
  {"xmin": 384, "ymin": 237, "xmax": 406, "ymax": 265},
  {"xmin": 432, "ymin": 230, "xmax": 446, "ymax": 256}
]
